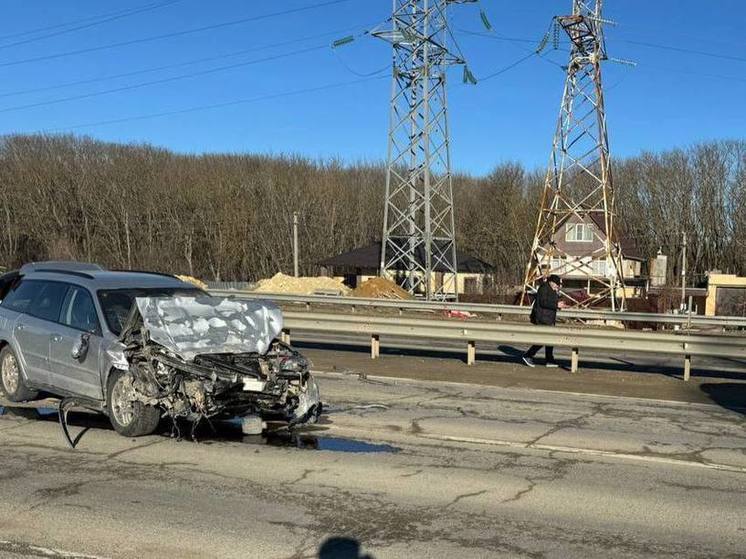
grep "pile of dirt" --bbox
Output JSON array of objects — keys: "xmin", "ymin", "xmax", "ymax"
[
  {"xmin": 254, "ymin": 273, "xmax": 351, "ymax": 296},
  {"xmin": 176, "ymin": 275, "xmax": 208, "ymax": 290},
  {"xmin": 352, "ymin": 277, "xmax": 413, "ymax": 300}
]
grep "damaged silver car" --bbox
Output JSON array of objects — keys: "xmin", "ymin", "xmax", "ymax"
[
  {"xmin": 0, "ymin": 262, "xmax": 321, "ymax": 441},
  {"xmin": 111, "ymin": 295, "xmax": 321, "ymax": 437}
]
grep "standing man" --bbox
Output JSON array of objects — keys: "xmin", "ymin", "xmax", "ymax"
[{"xmin": 523, "ymin": 274, "xmax": 565, "ymax": 368}]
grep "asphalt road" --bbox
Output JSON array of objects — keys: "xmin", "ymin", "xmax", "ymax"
[{"xmin": 1, "ymin": 372, "xmax": 746, "ymax": 558}]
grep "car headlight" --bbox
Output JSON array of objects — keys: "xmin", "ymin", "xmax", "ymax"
[{"xmin": 280, "ymin": 354, "xmax": 309, "ymax": 373}]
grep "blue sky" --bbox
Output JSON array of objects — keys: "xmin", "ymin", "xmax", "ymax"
[{"xmin": 0, "ymin": 0, "xmax": 744, "ymax": 175}]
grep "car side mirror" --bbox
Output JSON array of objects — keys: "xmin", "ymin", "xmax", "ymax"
[{"xmin": 71, "ymin": 333, "xmax": 90, "ymax": 360}]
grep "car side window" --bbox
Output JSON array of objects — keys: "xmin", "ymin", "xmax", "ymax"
[
  {"xmin": 0, "ymin": 279, "xmax": 37, "ymax": 313},
  {"xmin": 1, "ymin": 279, "xmax": 69, "ymax": 322},
  {"xmin": 32, "ymin": 281, "xmax": 70, "ymax": 322},
  {"xmin": 60, "ymin": 286, "xmax": 100, "ymax": 335}
]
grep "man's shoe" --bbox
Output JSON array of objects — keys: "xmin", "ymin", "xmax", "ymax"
[
  {"xmin": 522, "ymin": 357, "xmax": 536, "ymax": 368},
  {"xmin": 545, "ymin": 361, "xmax": 560, "ymax": 368}
]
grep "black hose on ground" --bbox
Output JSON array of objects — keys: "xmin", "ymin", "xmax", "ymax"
[{"xmin": 58, "ymin": 397, "xmax": 78, "ymax": 449}]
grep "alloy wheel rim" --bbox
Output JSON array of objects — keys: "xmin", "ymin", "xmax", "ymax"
[
  {"xmin": 1, "ymin": 353, "xmax": 20, "ymax": 394},
  {"xmin": 111, "ymin": 377, "xmax": 135, "ymax": 426}
]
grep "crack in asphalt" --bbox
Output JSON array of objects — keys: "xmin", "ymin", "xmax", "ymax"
[
  {"xmin": 524, "ymin": 404, "xmax": 608, "ymax": 448},
  {"xmin": 291, "ymin": 468, "xmax": 328, "ymax": 485},
  {"xmin": 445, "ymin": 489, "xmax": 489, "ymax": 508}
]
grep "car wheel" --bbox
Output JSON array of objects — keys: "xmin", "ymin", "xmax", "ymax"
[
  {"xmin": 106, "ymin": 370, "xmax": 160, "ymax": 437},
  {"xmin": 0, "ymin": 346, "xmax": 38, "ymax": 402}
]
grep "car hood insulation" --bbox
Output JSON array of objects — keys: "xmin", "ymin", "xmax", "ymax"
[{"xmin": 135, "ymin": 295, "xmax": 283, "ymax": 361}]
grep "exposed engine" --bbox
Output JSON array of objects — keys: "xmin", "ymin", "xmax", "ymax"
[{"xmin": 114, "ymin": 295, "xmax": 321, "ymax": 433}]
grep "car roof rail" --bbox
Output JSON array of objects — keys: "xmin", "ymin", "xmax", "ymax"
[
  {"xmin": 31, "ymin": 269, "xmax": 96, "ymax": 280},
  {"xmin": 109, "ymin": 269, "xmax": 178, "ymax": 280},
  {"xmin": 20, "ymin": 261, "xmax": 104, "ymax": 274}
]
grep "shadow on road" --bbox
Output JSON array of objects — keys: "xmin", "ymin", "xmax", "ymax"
[
  {"xmin": 318, "ymin": 537, "xmax": 374, "ymax": 559},
  {"xmin": 700, "ymin": 383, "xmax": 746, "ymax": 415}
]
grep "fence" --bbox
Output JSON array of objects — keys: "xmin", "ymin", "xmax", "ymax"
[{"xmin": 205, "ymin": 290, "xmax": 746, "ymax": 381}]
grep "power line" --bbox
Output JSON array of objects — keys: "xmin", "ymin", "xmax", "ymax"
[
  {"xmin": 0, "ymin": 0, "xmax": 185, "ymax": 51},
  {"xmin": 0, "ymin": 23, "xmax": 377, "ymax": 99},
  {"xmin": 456, "ymin": 22, "xmax": 564, "ymax": 81},
  {"xmin": 623, "ymin": 40, "xmax": 746, "ymax": 65},
  {"xmin": 634, "ymin": 63, "xmax": 746, "ymax": 85},
  {"xmin": 0, "ymin": 1, "xmax": 179, "ymax": 42},
  {"xmin": 478, "ymin": 51, "xmax": 538, "ymax": 81},
  {"xmin": 0, "ymin": 0, "xmax": 355, "ymax": 69},
  {"xmin": 332, "ymin": 48, "xmax": 389, "ymax": 78},
  {"xmin": 457, "ymin": 28, "xmax": 539, "ymax": 46},
  {"xmin": 43, "ymin": 75, "xmax": 388, "ymax": 133},
  {"xmin": 0, "ymin": 45, "xmax": 329, "ymax": 114}
]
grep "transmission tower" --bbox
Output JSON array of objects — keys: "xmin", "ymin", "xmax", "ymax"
[
  {"xmin": 522, "ymin": 0, "xmax": 626, "ymax": 310},
  {"xmin": 374, "ymin": 0, "xmax": 474, "ymax": 301}
]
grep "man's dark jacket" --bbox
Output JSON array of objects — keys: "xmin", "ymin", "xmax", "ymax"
[{"xmin": 530, "ymin": 281, "xmax": 559, "ymax": 326}]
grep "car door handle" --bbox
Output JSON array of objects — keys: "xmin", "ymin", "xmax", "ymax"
[{"xmin": 51, "ymin": 335, "xmax": 63, "ymax": 343}]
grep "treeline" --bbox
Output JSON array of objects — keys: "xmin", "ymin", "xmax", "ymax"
[{"xmin": 0, "ymin": 134, "xmax": 744, "ymax": 286}]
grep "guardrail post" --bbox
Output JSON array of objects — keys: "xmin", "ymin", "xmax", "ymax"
[
  {"xmin": 467, "ymin": 341, "xmax": 476, "ymax": 366},
  {"xmin": 371, "ymin": 334, "xmax": 380, "ymax": 359},
  {"xmin": 351, "ymin": 305, "xmax": 356, "ymax": 314},
  {"xmin": 687, "ymin": 296, "xmax": 693, "ymax": 329},
  {"xmin": 571, "ymin": 348, "xmax": 579, "ymax": 373},
  {"xmin": 281, "ymin": 329, "xmax": 290, "ymax": 345},
  {"xmin": 684, "ymin": 354, "xmax": 691, "ymax": 382}
]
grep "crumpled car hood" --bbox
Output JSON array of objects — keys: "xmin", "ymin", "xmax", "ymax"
[{"xmin": 133, "ymin": 295, "xmax": 283, "ymax": 361}]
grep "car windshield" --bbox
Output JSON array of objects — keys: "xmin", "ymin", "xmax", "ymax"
[{"xmin": 98, "ymin": 287, "xmax": 204, "ymax": 335}]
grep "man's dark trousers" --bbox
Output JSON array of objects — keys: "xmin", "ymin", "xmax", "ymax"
[{"xmin": 524, "ymin": 344, "xmax": 554, "ymax": 361}]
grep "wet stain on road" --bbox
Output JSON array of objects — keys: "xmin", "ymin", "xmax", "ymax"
[
  {"xmin": 213, "ymin": 421, "xmax": 399, "ymax": 453},
  {"xmin": 1, "ymin": 404, "xmax": 399, "ymax": 453}
]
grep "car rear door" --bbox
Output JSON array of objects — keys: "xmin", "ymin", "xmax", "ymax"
[
  {"xmin": 48, "ymin": 285, "xmax": 104, "ymax": 400},
  {"xmin": 0, "ymin": 279, "xmax": 69, "ymax": 386}
]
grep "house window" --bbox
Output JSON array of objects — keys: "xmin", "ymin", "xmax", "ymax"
[
  {"xmin": 550, "ymin": 258, "xmax": 564, "ymax": 273},
  {"xmin": 591, "ymin": 259, "xmax": 607, "ymax": 277},
  {"xmin": 565, "ymin": 223, "xmax": 594, "ymax": 242}
]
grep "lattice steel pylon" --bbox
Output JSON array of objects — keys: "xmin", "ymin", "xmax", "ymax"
[
  {"xmin": 374, "ymin": 0, "xmax": 473, "ymax": 301},
  {"xmin": 521, "ymin": 0, "xmax": 626, "ymax": 310}
]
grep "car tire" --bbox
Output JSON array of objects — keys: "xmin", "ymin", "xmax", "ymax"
[
  {"xmin": 0, "ymin": 346, "xmax": 39, "ymax": 402},
  {"xmin": 106, "ymin": 370, "xmax": 160, "ymax": 437}
]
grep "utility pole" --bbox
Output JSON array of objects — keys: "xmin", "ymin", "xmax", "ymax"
[
  {"xmin": 374, "ymin": 0, "xmax": 473, "ymax": 301},
  {"xmin": 681, "ymin": 231, "xmax": 687, "ymax": 309},
  {"xmin": 293, "ymin": 212, "xmax": 299, "ymax": 278},
  {"xmin": 521, "ymin": 0, "xmax": 626, "ymax": 310}
]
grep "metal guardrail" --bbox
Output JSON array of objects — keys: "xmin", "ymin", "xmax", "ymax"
[
  {"xmin": 208, "ymin": 289, "xmax": 746, "ymax": 329},
  {"xmin": 276, "ymin": 310, "xmax": 746, "ymax": 381},
  {"xmin": 205, "ymin": 290, "xmax": 746, "ymax": 379}
]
